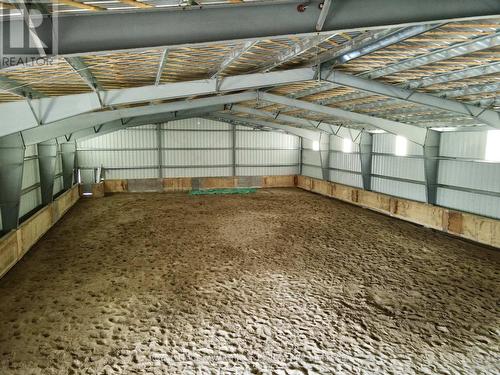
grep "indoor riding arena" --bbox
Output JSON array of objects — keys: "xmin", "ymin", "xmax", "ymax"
[{"xmin": 0, "ymin": 1, "xmax": 499, "ymax": 374}]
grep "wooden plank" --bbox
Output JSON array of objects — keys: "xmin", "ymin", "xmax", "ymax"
[
  {"xmin": 0, "ymin": 231, "xmax": 19, "ymax": 279},
  {"xmin": 200, "ymin": 177, "xmax": 237, "ymax": 189},
  {"xmin": 262, "ymin": 175, "xmax": 295, "ymax": 187},
  {"xmin": 104, "ymin": 179, "xmax": 128, "ymax": 193},
  {"xmin": 163, "ymin": 177, "xmax": 192, "ymax": 192},
  {"xmin": 297, "ymin": 176, "xmax": 500, "ymax": 249}
]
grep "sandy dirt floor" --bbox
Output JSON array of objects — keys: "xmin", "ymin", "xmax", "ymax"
[{"xmin": 0, "ymin": 188, "xmax": 499, "ymax": 374}]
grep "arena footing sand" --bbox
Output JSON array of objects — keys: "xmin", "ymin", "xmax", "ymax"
[{"xmin": 0, "ymin": 188, "xmax": 498, "ymax": 374}]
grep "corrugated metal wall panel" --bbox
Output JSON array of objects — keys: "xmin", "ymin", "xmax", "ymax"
[
  {"xmin": 330, "ymin": 152, "xmax": 362, "ymax": 172},
  {"xmin": 237, "ymin": 166, "xmax": 298, "ymax": 176},
  {"xmin": 440, "ymin": 131, "xmax": 487, "ymax": 159},
  {"xmin": 55, "ymin": 149, "xmax": 62, "ymax": 175},
  {"xmin": 302, "ymin": 150, "xmax": 321, "ymax": 166},
  {"xmin": 330, "ymin": 136, "xmax": 361, "ymax": 153},
  {"xmin": 105, "ymin": 169, "xmax": 159, "ymax": 179},
  {"xmin": 78, "ymin": 150, "xmax": 159, "ymax": 168},
  {"xmin": 76, "ymin": 118, "xmax": 298, "ymax": 179},
  {"xmin": 329, "ymin": 170, "xmax": 363, "ymax": 188},
  {"xmin": 372, "ymin": 155, "xmax": 425, "ymax": 181},
  {"xmin": 372, "ymin": 177, "xmax": 426, "ymax": 202},
  {"xmin": 53, "ymin": 176, "xmax": 64, "ymax": 195},
  {"xmin": 25, "ymin": 144, "xmax": 37, "ymax": 157},
  {"xmin": 302, "ymin": 165, "xmax": 322, "ymax": 179},
  {"xmin": 237, "ymin": 150, "xmax": 299, "ymax": 165},
  {"xmin": 437, "ymin": 187, "xmax": 500, "ymax": 219},
  {"xmin": 22, "ymin": 158, "xmax": 39, "ymax": 189},
  {"xmin": 19, "ymin": 188, "xmax": 41, "ymax": 218},
  {"xmin": 162, "ymin": 150, "xmax": 231, "ymax": 166},
  {"xmin": 79, "ymin": 129, "xmax": 157, "ymax": 149},
  {"xmin": 164, "ymin": 117, "xmax": 231, "ymax": 130},
  {"xmin": 163, "ymin": 130, "xmax": 231, "ymax": 148},
  {"xmin": 438, "ymin": 160, "xmax": 500, "ymax": 193},
  {"xmin": 373, "ymin": 133, "xmax": 423, "ymax": 156},
  {"xmin": 237, "ymin": 131, "xmax": 299, "ymax": 149},
  {"xmin": 163, "ymin": 167, "xmax": 232, "ymax": 178}
]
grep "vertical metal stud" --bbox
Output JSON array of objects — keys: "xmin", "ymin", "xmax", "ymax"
[
  {"xmin": 61, "ymin": 142, "xmax": 76, "ymax": 190},
  {"xmin": 0, "ymin": 133, "xmax": 25, "ymax": 232},
  {"xmin": 359, "ymin": 132, "xmax": 373, "ymax": 191},
  {"xmin": 157, "ymin": 123, "xmax": 163, "ymax": 179},
  {"xmin": 319, "ymin": 133, "xmax": 330, "ymax": 180},
  {"xmin": 423, "ymin": 129, "xmax": 441, "ymax": 205},
  {"xmin": 232, "ymin": 125, "xmax": 236, "ymax": 177},
  {"xmin": 38, "ymin": 139, "xmax": 58, "ymax": 206},
  {"xmin": 299, "ymin": 137, "xmax": 303, "ymax": 175}
]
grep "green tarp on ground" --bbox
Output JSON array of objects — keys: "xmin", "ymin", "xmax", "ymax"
[{"xmin": 189, "ymin": 188, "xmax": 257, "ymax": 195}]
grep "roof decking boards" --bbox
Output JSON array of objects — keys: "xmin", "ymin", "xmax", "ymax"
[{"xmin": 0, "ymin": 0, "xmax": 498, "ymax": 142}]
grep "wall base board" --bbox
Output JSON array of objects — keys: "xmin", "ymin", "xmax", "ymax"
[
  {"xmin": 0, "ymin": 185, "xmax": 80, "ymax": 279},
  {"xmin": 297, "ymin": 175, "xmax": 500, "ymax": 249},
  {"xmin": 103, "ymin": 175, "xmax": 296, "ymax": 193}
]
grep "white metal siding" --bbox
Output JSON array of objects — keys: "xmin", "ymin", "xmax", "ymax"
[
  {"xmin": 19, "ymin": 189, "xmax": 42, "ymax": 218},
  {"xmin": 76, "ymin": 118, "xmax": 299, "ymax": 179},
  {"xmin": 440, "ymin": 131, "xmax": 487, "ymax": 159},
  {"xmin": 373, "ymin": 133, "xmax": 423, "ymax": 156},
  {"xmin": 372, "ymin": 155, "xmax": 425, "ymax": 181},
  {"xmin": 437, "ymin": 187, "xmax": 500, "ymax": 219},
  {"xmin": 329, "ymin": 170, "xmax": 363, "ymax": 188},
  {"xmin": 438, "ymin": 159, "xmax": 500, "ymax": 193},
  {"xmin": 330, "ymin": 152, "xmax": 361, "ymax": 172},
  {"xmin": 372, "ymin": 177, "xmax": 427, "ymax": 202}
]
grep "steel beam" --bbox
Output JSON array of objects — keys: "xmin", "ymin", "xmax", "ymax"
[
  {"xmin": 65, "ymin": 56, "xmax": 103, "ymax": 91},
  {"xmin": 290, "ymin": 30, "xmax": 500, "ymax": 101},
  {"xmin": 37, "ymin": 139, "xmax": 58, "ymax": 205},
  {"xmin": 212, "ymin": 113, "xmax": 321, "ymax": 141},
  {"xmin": 423, "ymin": 130, "xmax": 441, "ymax": 205},
  {"xmin": 0, "ymin": 68, "xmax": 313, "ymax": 138},
  {"xmin": 405, "ymin": 62, "xmax": 500, "ymax": 90},
  {"xmin": 230, "ymin": 104, "xmax": 362, "ymax": 143},
  {"xmin": 155, "ymin": 49, "xmax": 169, "ymax": 86},
  {"xmin": 365, "ymin": 32, "xmax": 500, "ymax": 80},
  {"xmin": 211, "ymin": 41, "xmax": 257, "ymax": 78},
  {"xmin": 259, "ymin": 92, "xmax": 428, "ymax": 144},
  {"xmin": 3, "ymin": 0, "xmax": 497, "ymax": 58},
  {"xmin": 60, "ymin": 142, "xmax": 76, "ymax": 190},
  {"xmin": 0, "ymin": 133, "xmax": 25, "ymax": 232},
  {"xmin": 70, "ymin": 106, "xmax": 223, "ymax": 142},
  {"xmin": 359, "ymin": 132, "xmax": 373, "ymax": 190},
  {"xmin": 0, "ymin": 76, "xmax": 45, "ymax": 99},
  {"xmin": 321, "ymin": 24, "xmax": 439, "ymax": 72},
  {"xmin": 22, "ymin": 92, "xmax": 257, "ymax": 145},
  {"xmin": 323, "ymin": 70, "xmax": 500, "ymax": 129},
  {"xmin": 259, "ymin": 34, "xmax": 333, "ymax": 72}
]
